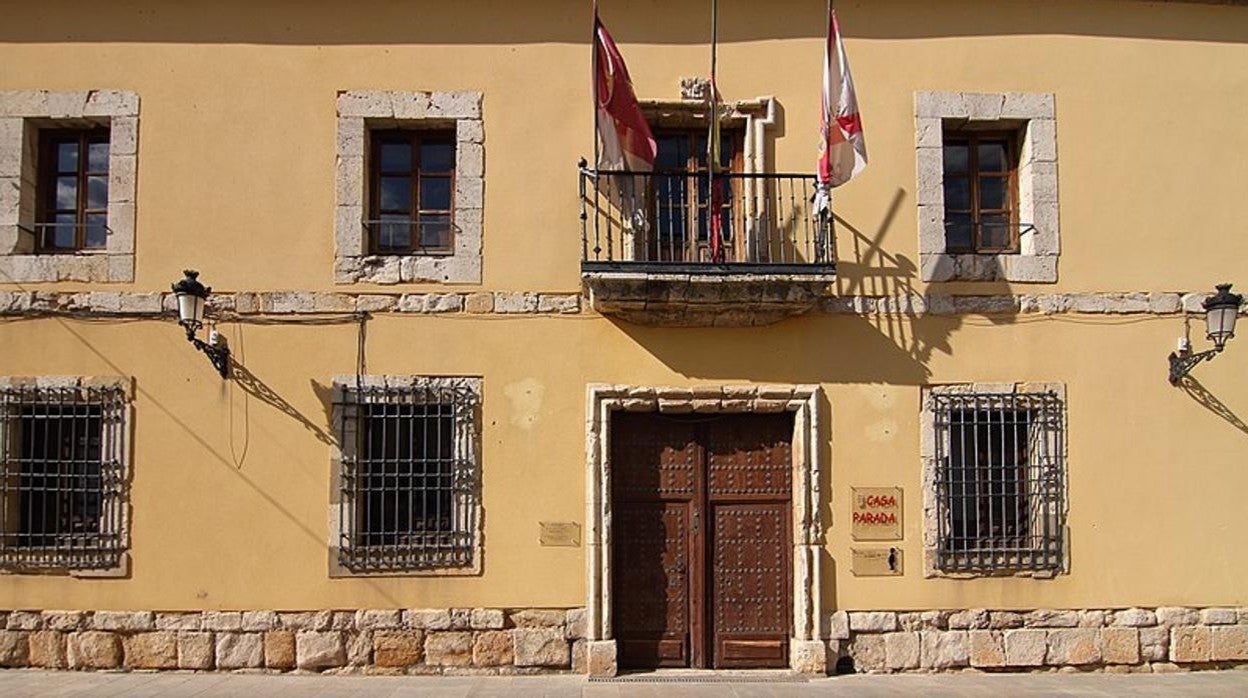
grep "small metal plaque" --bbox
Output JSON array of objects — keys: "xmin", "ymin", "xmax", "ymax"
[
  {"xmin": 539, "ymin": 522, "xmax": 581, "ymax": 547},
  {"xmin": 851, "ymin": 547, "xmax": 903, "ymax": 576},
  {"xmin": 851, "ymin": 487, "xmax": 902, "ymax": 541}
]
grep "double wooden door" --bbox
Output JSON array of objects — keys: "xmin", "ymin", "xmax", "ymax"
[{"xmin": 611, "ymin": 412, "xmax": 792, "ymax": 669}]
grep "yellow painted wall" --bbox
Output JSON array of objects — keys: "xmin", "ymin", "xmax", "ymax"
[{"xmin": 2, "ymin": 0, "xmax": 1248, "ymax": 611}]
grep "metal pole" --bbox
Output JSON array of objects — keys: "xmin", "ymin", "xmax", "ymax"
[
  {"xmin": 591, "ymin": 0, "xmax": 601, "ymax": 260},
  {"xmin": 592, "ymin": 0, "xmax": 600, "ymax": 173},
  {"xmin": 818, "ymin": 0, "xmax": 834, "ymax": 263},
  {"xmin": 707, "ymin": 0, "xmax": 718, "ymax": 262}
]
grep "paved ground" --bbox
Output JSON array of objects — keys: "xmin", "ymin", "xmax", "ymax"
[{"xmin": 2, "ymin": 669, "xmax": 1248, "ymax": 696}]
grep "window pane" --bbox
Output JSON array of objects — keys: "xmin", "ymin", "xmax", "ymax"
[
  {"xmin": 379, "ymin": 142, "xmax": 411, "ymax": 172},
  {"xmin": 656, "ymin": 174, "xmax": 688, "ymax": 242},
  {"xmin": 85, "ymin": 213, "xmax": 107, "ymax": 249},
  {"xmin": 419, "ymin": 177, "xmax": 451, "ymax": 211},
  {"xmin": 87, "ymin": 142, "xmax": 109, "ymax": 172},
  {"xmin": 379, "ymin": 176, "xmax": 412, "ymax": 211},
  {"xmin": 978, "ymin": 142, "xmax": 1007, "ymax": 173},
  {"xmin": 420, "ymin": 142, "xmax": 455, "ymax": 173},
  {"xmin": 377, "ymin": 213, "xmax": 411, "ymax": 251},
  {"xmin": 979, "ymin": 177, "xmax": 1007, "ymax": 210},
  {"xmin": 980, "ymin": 214, "xmax": 1011, "ymax": 249},
  {"xmin": 943, "ymin": 144, "xmax": 968, "ymax": 174},
  {"xmin": 943, "ymin": 177, "xmax": 971, "ymax": 210},
  {"xmin": 719, "ymin": 137, "xmax": 736, "ymax": 170},
  {"xmin": 945, "ymin": 212, "xmax": 972, "ymax": 251},
  {"xmin": 419, "ymin": 214, "xmax": 452, "ymax": 250},
  {"xmin": 51, "ymin": 213, "xmax": 77, "ymax": 248},
  {"xmin": 57, "ymin": 142, "xmax": 79, "ymax": 172},
  {"xmin": 87, "ymin": 176, "xmax": 108, "ymax": 209},
  {"xmin": 55, "ymin": 177, "xmax": 78, "ymax": 210},
  {"xmin": 655, "ymin": 135, "xmax": 688, "ymax": 170}
]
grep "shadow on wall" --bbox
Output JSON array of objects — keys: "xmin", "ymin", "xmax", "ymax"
[
  {"xmin": 229, "ymin": 358, "xmax": 337, "ymax": 447},
  {"xmin": 1180, "ymin": 376, "xmax": 1248, "ymax": 437},
  {"xmin": 610, "ymin": 187, "xmax": 1032, "ymax": 386},
  {"xmin": 1, "ymin": 0, "xmax": 1244, "ymax": 45}
]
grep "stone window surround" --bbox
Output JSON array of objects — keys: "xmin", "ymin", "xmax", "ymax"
[
  {"xmin": 327, "ymin": 374, "xmax": 483, "ymax": 577},
  {"xmin": 334, "ymin": 90, "xmax": 484, "ymax": 286},
  {"xmin": 920, "ymin": 382, "xmax": 1068, "ymax": 579},
  {"xmin": 915, "ymin": 91, "xmax": 1059, "ymax": 283},
  {"xmin": 0, "ymin": 375, "xmax": 133, "ymax": 578},
  {"xmin": 583, "ymin": 384, "xmax": 827, "ymax": 677},
  {"xmin": 0, "ymin": 90, "xmax": 139, "ymax": 283}
]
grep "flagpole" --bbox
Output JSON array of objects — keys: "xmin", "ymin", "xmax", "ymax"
[
  {"xmin": 820, "ymin": 0, "xmax": 833, "ymax": 263},
  {"xmin": 708, "ymin": 0, "xmax": 718, "ymax": 262},
  {"xmin": 592, "ymin": 0, "xmax": 600, "ymax": 174}
]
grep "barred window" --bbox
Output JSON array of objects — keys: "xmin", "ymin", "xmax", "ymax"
[
  {"xmin": 932, "ymin": 391, "xmax": 1065, "ymax": 574},
  {"xmin": 334, "ymin": 377, "xmax": 480, "ymax": 573},
  {"xmin": 0, "ymin": 384, "xmax": 127, "ymax": 571}
]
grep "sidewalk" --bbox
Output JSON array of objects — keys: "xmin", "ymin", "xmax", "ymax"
[{"xmin": 2, "ymin": 669, "xmax": 1248, "ymax": 697}]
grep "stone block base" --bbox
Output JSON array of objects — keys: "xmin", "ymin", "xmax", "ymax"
[
  {"xmin": 790, "ymin": 638, "xmax": 828, "ymax": 675},
  {"xmin": 0, "ymin": 607, "xmax": 584, "ymax": 675},
  {"xmin": 585, "ymin": 640, "xmax": 617, "ymax": 677},
  {"xmin": 829, "ymin": 605, "xmax": 1248, "ymax": 675}
]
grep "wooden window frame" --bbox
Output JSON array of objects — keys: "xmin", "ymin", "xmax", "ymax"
[
  {"xmin": 36, "ymin": 128, "xmax": 111, "ymax": 253},
  {"xmin": 649, "ymin": 128, "xmax": 745, "ymax": 263},
  {"xmin": 367, "ymin": 128, "xmax": 457, "ymax": 256},
  {"xmin": 942, "ymin": 130, "xmax": 1020, "ymax": 255}
]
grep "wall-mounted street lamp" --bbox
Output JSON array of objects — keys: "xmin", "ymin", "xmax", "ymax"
[
  {"xmin": 171, "ymin": 270, "xmax": 231, "ymax": 378},
  {"xmin": 1169, "ymin": 283, "xmax": 1241, "ymax": 385}
]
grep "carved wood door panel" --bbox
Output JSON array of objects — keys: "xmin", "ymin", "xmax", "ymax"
[
  {"xmin": 611, "ymin": 413, "xmax": 699, "ymax": 668},
  {"xmin": 612, "ymin": 412, "xmax": 792, "ymax": 670}
]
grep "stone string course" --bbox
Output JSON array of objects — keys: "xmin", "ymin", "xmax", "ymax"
[
  {"xmin": 829, "ymin": 607, "xmax": 1248, "ymax": 674},
  {"xmin": 0, "ymin": 290, "xmax": 1241, "ymax": 318},
  {"xmin": 0, "ymin": 608, "xmax": 587, "ymax": 674}
]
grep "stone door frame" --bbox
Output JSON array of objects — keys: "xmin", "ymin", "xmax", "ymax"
[{"xmin": 583, "ymin": 384, "xmax": 827, "ymax": 676}]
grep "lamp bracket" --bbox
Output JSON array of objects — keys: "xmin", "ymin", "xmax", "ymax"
[
  {"xmin": 1168, "ymin": 347, "xmax": 1220, "ymax": 385},
  {"xmin": 190, "ymin": 335, "xmax": 231, "ymax": 379}
]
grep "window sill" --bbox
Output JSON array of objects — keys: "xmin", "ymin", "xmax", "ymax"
[
  {"xmin": 920, "ymin": 252, "xmax": 1056, "ymax": 283},
  {"xmin": 334, "ymin": 250, "xmax": 481, "ymax": 285},
  {"xmin": 0, "ymin": 252, "xmax": 134, "ymax": 283},
  {"xmin": 326, "ymin": 547, "xmax": 482, "ymax": 578}
]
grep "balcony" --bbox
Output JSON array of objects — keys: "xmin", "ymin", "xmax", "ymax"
[{"xmin": 579, "ymin": 164, "xmax": 836, "ymax": 326}]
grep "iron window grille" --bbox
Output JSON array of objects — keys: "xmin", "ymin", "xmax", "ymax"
[
  {"xmin": 0, "ymin": 385, "xmax": 127, "ymax": 571},
  {"xmin": 335, "ymin": 379, "xmax": 479, "ymax": 572},
  {"xmin": 933, "ymin": 391, "xmax": 1065, "ymax": 573}
]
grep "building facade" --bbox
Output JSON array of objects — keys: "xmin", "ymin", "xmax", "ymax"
[{"xmin": 1, "ymin": 0, "xmax": 1247, "ymax": 676}]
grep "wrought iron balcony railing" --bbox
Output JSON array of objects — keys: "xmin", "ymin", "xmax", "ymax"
[{"xmin": 579, "ymin": 164, "xmax": 835, "ymax": 275}]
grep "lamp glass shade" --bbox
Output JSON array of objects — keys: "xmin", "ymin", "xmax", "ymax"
[
  {"xmin": 1206, "ymin": 305, "xmax": 1237, "ymax": 350},
  {"xmin": 177, "ymin": 292, "xmax": 205, "ymax": 328}
]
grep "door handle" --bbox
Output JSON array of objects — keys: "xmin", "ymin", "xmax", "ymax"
[{"xmin": 692, "ymin": 508, "xmax": 700, "ymax": 533}]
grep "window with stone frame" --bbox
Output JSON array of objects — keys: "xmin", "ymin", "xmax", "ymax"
[
  {"xmin": 922, "ymin": 384, "xmax": 1067, "ymax": 578},
  {"xmin": 941, "ymin": 129, "xmax": 1020, "ymax": 254},
  {"xmin": 330, "ymin": 376, "xmax": 481, "ymax": 575},
  {"xmin": 367, "ymin": 128, "xmax": 456, "ymax": 255},
  {"xmin": 914, "ymin": 91, "xmax": 1058, "ymax": 283},
  {"xmin": 36, "ymin": 127, "xmax": 111, "ymax": 252},
  {"xmin": 0, "ymin": 378, "xmax": 129, "ymax": 574},
  {"xmin": 0, "ymin": 90, "xmax": 140, "ymax": 283},
  {"xmin": 334, "ymin": 91, "xmax": 483, "ymax": 285}
]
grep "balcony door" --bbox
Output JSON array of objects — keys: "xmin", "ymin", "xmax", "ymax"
[
  {"xmin": 611, "ymin": 412, "xmax": 792, "ymax": 670},
  {"xmin": 649, "ymin": 129, "xmax": 743, "ymax": 263}
]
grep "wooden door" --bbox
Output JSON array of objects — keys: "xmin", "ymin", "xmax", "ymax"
[{"xmin": 611, "ymin": 412, "xmax": 792, "ymax": 670}]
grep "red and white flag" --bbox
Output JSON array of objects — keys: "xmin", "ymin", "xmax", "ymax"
[
  {"xmin": 816, "ymin": 8, "xmax": 866, "ymax": 209},
  {"xmin": 595, "ymin": 16, "xmax": 656, "ymax": 172}
]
